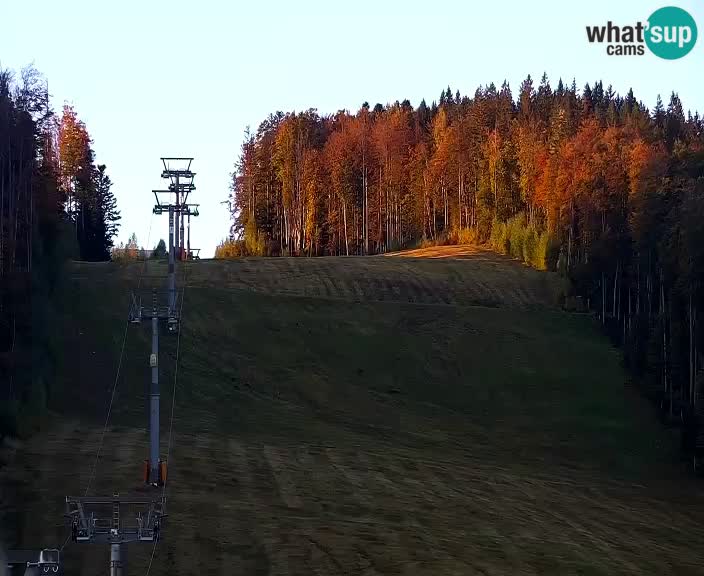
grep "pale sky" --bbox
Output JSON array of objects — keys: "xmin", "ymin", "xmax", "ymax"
[{"xmin": 2, "ymin": 0, "xmax": 702, "ymax": 257}]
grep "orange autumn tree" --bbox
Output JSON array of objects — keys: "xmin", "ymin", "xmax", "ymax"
[{"xmin": 58, "ymin": 105, "xmax": 91, "ymax": 222}]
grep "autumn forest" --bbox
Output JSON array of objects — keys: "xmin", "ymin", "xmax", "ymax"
[
  {"xmin": 0, "ymin": 66, "xmax": 120, "ymax": 435},
  {"xmin": 222, "ymin": 74, "xmax": 704, "ymax": 431}
]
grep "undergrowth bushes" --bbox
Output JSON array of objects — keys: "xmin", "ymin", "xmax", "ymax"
[{"xmin": 489, "ymin": 215, "xmax": 559, "ymax": 271}]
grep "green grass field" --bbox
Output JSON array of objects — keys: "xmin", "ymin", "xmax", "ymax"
[{"xmin": 3, "ymin": 246, "xmax": 704, "ymax": 575}]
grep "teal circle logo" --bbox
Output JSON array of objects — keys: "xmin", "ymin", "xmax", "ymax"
[{"xmin": 645, "ymin": 6, "xmax": 698, "ymax": 59}]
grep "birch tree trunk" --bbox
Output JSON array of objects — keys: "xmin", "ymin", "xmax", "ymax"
[
  {"xmin": 343, "ymin": 200, "xmax": 349, "ymax": 256},
  {"xmin": 602, "ymin": 272, "xmax": 606, "ymax": 325},
  {"xmin": 458, "ymin": 166, "xmax": 461, "ymax": 230},
  {"xmin": 613, "ymin": 261, "xmax": 618, "ymax": 318}
]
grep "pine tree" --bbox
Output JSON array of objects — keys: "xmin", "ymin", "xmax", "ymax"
[
  {"xmin": 94, "ymin": 164, "xmax": 120, "ymax": 259},
  {"xmin": 625, "ymin": 88, "xmax": 635, "ymax": 113},
  {"xmin": 556, "ymin": 78, "xmax": 565, "ymax": 96},
  {"xmin": 126, "ymin": 232, "xmax": 139, "ymax": 259},
  {"xmin": 653, "ymin": 94, "xmax": 666, "ymax": 142},
  {"xmin": 151, "ymin": 239, "xmax": 167, "ymax": 259},
  {"xmin": 519, "ymin": 74, "xmax": 534, "ymax": 119},
  {"xmin": 582, "ymin": 83, "xmax": 593, "ymax": 117},
  {"xmin": 665, "ymin": 92, "xmax": 685, "ymax": 151}
]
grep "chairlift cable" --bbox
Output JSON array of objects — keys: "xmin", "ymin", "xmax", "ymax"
[
  {"xmin": 83, "ymin": 214, "xmax": 154, "ymax": 496},
  {"xmin": 162, "ymin": 262, "xmax": 189, "ymax": 503}
]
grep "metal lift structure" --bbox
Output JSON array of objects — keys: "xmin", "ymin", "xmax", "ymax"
[
  {"xmin": 6, "ymin": 548, "xmax": 62, "ymax": 575},
  {"xmin": 184, "ymin": 203, "xmax": 200, "ymax": 259},
  {"xmin": 62, "ymin": 158, "xmax": 200, "ymax": 575},
  {"xmin": 154, "ymin": 157, "xmax": 197, "ymax": 262}
]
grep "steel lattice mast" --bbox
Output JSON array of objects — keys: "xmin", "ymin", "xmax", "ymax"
[{"xmin": 144, "ymin": 157, "xmax": 199, "ymax": 483}]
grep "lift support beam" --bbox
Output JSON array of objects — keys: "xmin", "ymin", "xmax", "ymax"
[
  {"xmin": 65, "ymin": 494, "xmax": 165, "ymax": 544},
  {"xmin": 6, "ymin": 548, "xmax": 62, "ymax": 575}
]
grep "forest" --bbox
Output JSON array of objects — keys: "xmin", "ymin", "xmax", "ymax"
[
  {"xmin": 221, "ymin": 74, "xmax": 704, "ymax": 444},
  {"xmin": 0, "ymin": 65, "xmax": 120, "ymax": 437}
]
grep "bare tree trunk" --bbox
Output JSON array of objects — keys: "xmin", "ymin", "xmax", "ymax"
[
  {"xmin": 299, "ymin": 179, "xmax": 304, "ymax": 255},
  {"xmin": 694, "ymin": 305, "xmax": 698, "ymax": 407},
  {"xmin": 378, "ymin": 170, "xmax": 382, "ymax": 252},
  {"xmin": 363, "ymin": 162, "xmax": 367, "ymax": 255},
  {"xmin": 636, "ymin": 260, "xmax": 641, "ymax": 315},
  {"xmin": 602, "ymin": 272, "xmax": 606, "ymax": 324},
  {"xmin": 648, "ymin": 252, "xmax": 653, "ymax": 320},
  {"xmin": 27, "ymin": 152, "xmax": 32, "ymax": 273},
  {"xmin": 0, "ymin": 185, "xmax": 4, "ymax": 288},
  {"xmin": 385, "ymin": 183, "xmax": 389, "ymax": 250},
  {"xmin": 473, "ymin": 176, "xmax": 477, "ymax": 228},
  {"xmin": 661, "ymin": 272, "xmax": 670, "ymax": 418},
  {"xmin": 690, "ymin": 290, "xmax": 694, "ymax": 405},
  {"xmin": 12, "ymin": 146, "xmax": 21, "ymax": 269},
  {"xmin": 613, "ymin": 262, "xmax": 618, "ymax": 318},
  {"xmin": 458, "ymin": 166, "xmax": 462, "ymax": 230},
  {"xmin": 1, "ymin": 162, "xmax": 4, "ymax": 281},
  {"xmin": 343, "ymin": 200, "xmax": 349, "ymax": 256},
  {"xmin": 9, "ymin": 315, "xmax": 16, "ymax": 400},
  {"xmin": 492, "ymin": 131, "xmax": 497, "ymax": 209},
  {"xmin": 445, "ymin": 184, "xmax": 448, "ymax": 231},
  {"xmin": 567, "ymin": 202, "xmax": 573, "ymax": 269},
  {"xmin": 395, "ymin": 193, "xmax": 399, "ymax": 246}
]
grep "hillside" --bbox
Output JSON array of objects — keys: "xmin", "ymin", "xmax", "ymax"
[{"xmin": 3, "ymin": 247, "xmax": 704, "ymax": 575}]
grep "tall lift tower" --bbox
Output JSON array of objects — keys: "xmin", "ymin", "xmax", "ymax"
[
  {"xmin": 64, "ymin": 158, "xmax": 200, "ymax": 575},
  {"xmin": 159, "ymin": 157, "xmax": 196, "ymax": 262}
]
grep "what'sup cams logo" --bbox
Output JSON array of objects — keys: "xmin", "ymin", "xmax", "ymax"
[{"xmin": 586, "ymin": 6, "xmax": 697, "ymax": 58}]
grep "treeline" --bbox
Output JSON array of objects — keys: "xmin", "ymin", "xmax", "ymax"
[
  {"xmin": 112, "ymin": 236, "xmax": 168, "ymax": 261},
  {"xmin": 58, "ymin": 104, "xmax": 121, "ymax": 261},
  {"xmin": 222, "ymin": 74, "xmax": 704, "ymax": 459},
  {"xmin": 0, "ymin": 65, "xmax": 120, "ymax": 437}
]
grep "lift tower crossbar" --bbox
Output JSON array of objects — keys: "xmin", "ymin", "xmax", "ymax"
[
  {"xmin": 65, "ymin": 493, "xmax": 165, "ymax": 575},
  {"xmin": 65, "ymin": 494, "xmax": 165, "ymax": 544}
]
